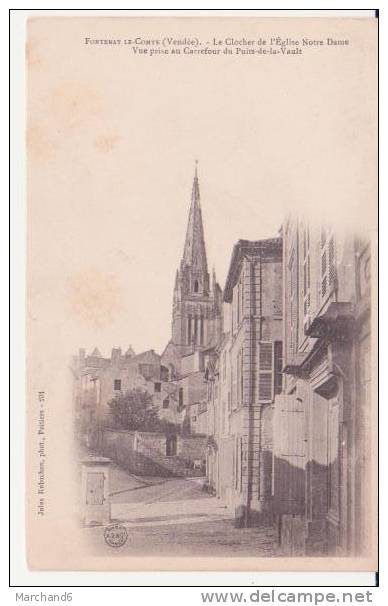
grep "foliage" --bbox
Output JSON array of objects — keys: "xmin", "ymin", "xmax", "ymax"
[{"xmin": 107, "ymin": 388, "xmax": 180, "ymax": 434}]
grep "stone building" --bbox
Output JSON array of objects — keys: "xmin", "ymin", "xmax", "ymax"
[
  {"xmin": 273, "ymin": 218, "xmax": 373, "ymax": 556},
  {"xmin": 72, "ymin": 346, "xmax": 185, "ymax": 440},
  {"xmin": 161, "ymin": 165, "xmax": 223, "ymax": 435},
  {"xmin": 206, "ymin": 237, "xmax": 283, "ymax": 525}
]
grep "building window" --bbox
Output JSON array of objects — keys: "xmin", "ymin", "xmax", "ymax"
[
  {"xmin": 114, "ymin": 379, "xmax": 121, "ymax": 391},
  {"xmin": 320, "ymin": 226, "xmax": 336, "ymax": 302},
  {"xmin": 163, "ymin": 398, "xmax": 169, "ymax": 409},
  {"xmin": 237, "ymin": 348, "xmax": 243, "ymax": 405},
  {"xmin": 258, "ymin": 342, "xmax": 273, "ymax": 402},
  {"xmin": 302, "ymin": 224, "xmax": 311, "ymax": 332},
  {"xmin": 288, "ymin": 246, "xmax": 298, "ymax": 354},
  {"xmin": 238, "ymin": 275, "xmax": 244, "ymax": 325},
  {"xmin": 187, "ymin": 315, "xmax": 192, "ymax": 344},
  {"xmin": 192, "ymin": 415, "xmax": 197, "ymax": 422},
  {"xmin": 154, "ymin": 382, "xmax": 161, "ymax": 393},
  {"xmin": 178, "ymin": 387, "xmax": 184, "ymax": 408},
  {"xmin": 274, "ymin": 341, "xmax": 283, "ymax": 395},
  {"xmin": 194, "ymin": 280, "xmax": 199, "ymax": 293}
]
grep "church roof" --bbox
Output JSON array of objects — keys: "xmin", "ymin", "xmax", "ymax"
[{"xmin": 182, "ymin": 163, "xmax": 208, "ymax": 272}]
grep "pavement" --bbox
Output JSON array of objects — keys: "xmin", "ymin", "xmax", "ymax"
[{"xmin": 83, "ymin": 460, "xmax": 278, "ymax": 557}]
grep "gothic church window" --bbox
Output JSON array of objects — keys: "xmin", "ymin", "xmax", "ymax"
[
  {"xmin": 114, "ymin": 379, "xmax": 121, "ymax": 391},
  {"xmin": 194, "ymin": 279, "xmax": 199, "ymax": 293}
]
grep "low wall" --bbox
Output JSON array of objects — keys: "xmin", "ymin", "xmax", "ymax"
[
  {"xmin": 92, "ymin": 429, "xmax": 207, "ymax": 477},
  {"xmin": 178, "ymin": 435, "xmax": 207, "ymax": 461}
]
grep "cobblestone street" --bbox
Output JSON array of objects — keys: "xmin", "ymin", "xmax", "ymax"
[{"xmin": 84, "ymin": 463, "xmax": 278, "ymax": 557}]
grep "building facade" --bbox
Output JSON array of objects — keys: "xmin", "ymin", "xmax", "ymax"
[
  {"xmin": 206, "ymin": 238, "xmax": 283, "ymax": 525},
  {"xmin": 72, "ymin": 346, "xmax": 185, "ymax": 440},
  {"xmin": 273, "ymin": 218, "xmax": 373, "ymax": 556}
]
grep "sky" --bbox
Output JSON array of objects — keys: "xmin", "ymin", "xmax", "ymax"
[{"xmin": 27, "ymin": 17, "xmax": 377, "ymax": 357}]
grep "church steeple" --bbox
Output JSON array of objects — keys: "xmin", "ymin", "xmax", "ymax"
[
  {"xmin": 182, "ymin": 162, "xmax": 208, "ymax": 273},
  {"xmin": 170, "ymin": 164, "xmax": 221, "ymax": 353}
]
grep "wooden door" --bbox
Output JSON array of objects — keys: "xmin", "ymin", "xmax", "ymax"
[
  {"xmin": 86, "ymin": 472, "xmax": 104, "ymax": 505},
  {"xmin": 166, "ymin": 435, "xmax": 177, "ymax": 456}
]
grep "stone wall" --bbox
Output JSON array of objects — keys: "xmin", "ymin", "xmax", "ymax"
[
  {"xmin": 178, "ymin": 435, "xmax": 207, "ymax": 461},
  {"xmin": 94, "ymin": 428, "xmax": 206, "ymax": 478}
]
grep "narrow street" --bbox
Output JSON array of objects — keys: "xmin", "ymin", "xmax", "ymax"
[{"xmin": 84, "ymin": 462, "xmax": 278, "ymax": 557}]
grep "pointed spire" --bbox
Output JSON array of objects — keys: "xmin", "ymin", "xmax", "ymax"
[
  {"xmin": 192, "ymin": 159, "xmax": 199, "ymax": 201},
  {"xmin": 182, "ymin": 162, "xmax": 208, "ymax": 271},
  {"xmin": 125, "ymin": 345, "xmax": 135, "ymax": 358},
  {"xmin": 212, "ymin": 265, "xmax": 217, "ymax": 288}
]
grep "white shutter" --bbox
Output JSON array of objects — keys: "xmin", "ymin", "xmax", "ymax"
[
  {"xmin": 302, "ymin": 225, "xmax": 311, "ymax": 332},
  {"xmin": 320, "ymin": 227, "xmax": 336, "ymax": 302},
  {"xmin": 258, "ymin": 342, "xmax": 274, "ymax": 402},
  {"xmin": 288, "ymin": 247, "xmax": 298, "ymax": 354}
]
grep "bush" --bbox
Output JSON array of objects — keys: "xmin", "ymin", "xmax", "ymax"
[{"xmin": 106, "ymin": 388, "xmax": 180, "ymax": 434}]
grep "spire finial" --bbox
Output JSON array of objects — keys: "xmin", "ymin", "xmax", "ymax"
[
  {"xmin": 191, "ymin": 160, "xmax": 200, "ymax": 204},
  {"xmin": 182, "ymin": 163, "xmax": 207, "ymax": 271}
]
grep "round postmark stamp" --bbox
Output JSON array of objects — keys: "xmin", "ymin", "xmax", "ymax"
[{"xmin": 104, "ymin": 523, "xmax": 128, "ymax": 548}]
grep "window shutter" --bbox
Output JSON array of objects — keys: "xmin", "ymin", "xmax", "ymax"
[
  {"xmin": 302, "ymin": 225, "xmax": 311, "ymax": 332},
  {"xmin": 273, "ymin": 395, "xmax": 306, "ymax": 515},
  {"xmin": 320, "ymin": 228, "xmax": 336, "ymax": 302},
  {"xmin": 258, "ymin": 342, "xmax": 273, "ymax": 402},
  {"xmin": 288, "ymin": 247, "xmax": 298, "ymax": 354},
  {"xmin": 274, "ymin": 341, "xmax": 283, "ymax": 395}
]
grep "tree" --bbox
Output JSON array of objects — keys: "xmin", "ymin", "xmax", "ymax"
[
  {"xmin": 107, "ymin": 388, "xmax": 159, "ymax": 431},
  {"xmin": 106, "ymin": 388, "xmax": 180, "ymax": 434}
]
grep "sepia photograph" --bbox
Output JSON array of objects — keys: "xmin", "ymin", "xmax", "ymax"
[{"xmin": 21, "ymin": 12, "xmax": 377, "ymax": 574}]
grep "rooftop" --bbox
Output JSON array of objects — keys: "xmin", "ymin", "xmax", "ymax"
[{"xmin": 223, "ymin": 237, "xmax": 282, "ymax": 302}]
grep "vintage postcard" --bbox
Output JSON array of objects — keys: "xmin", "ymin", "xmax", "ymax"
[{"xmin": 24, "ymin": 12, "xmax": 377, "ymax": 573}]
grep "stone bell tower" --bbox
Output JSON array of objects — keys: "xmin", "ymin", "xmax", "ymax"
[{"xmin": 171, "ymin": 163, "xmax": 222, "ymax": 355}]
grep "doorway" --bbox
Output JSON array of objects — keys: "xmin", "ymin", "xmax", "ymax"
[{"xmin": 166, "ymin": 435, "xmax": 177, "ymax": 457}]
